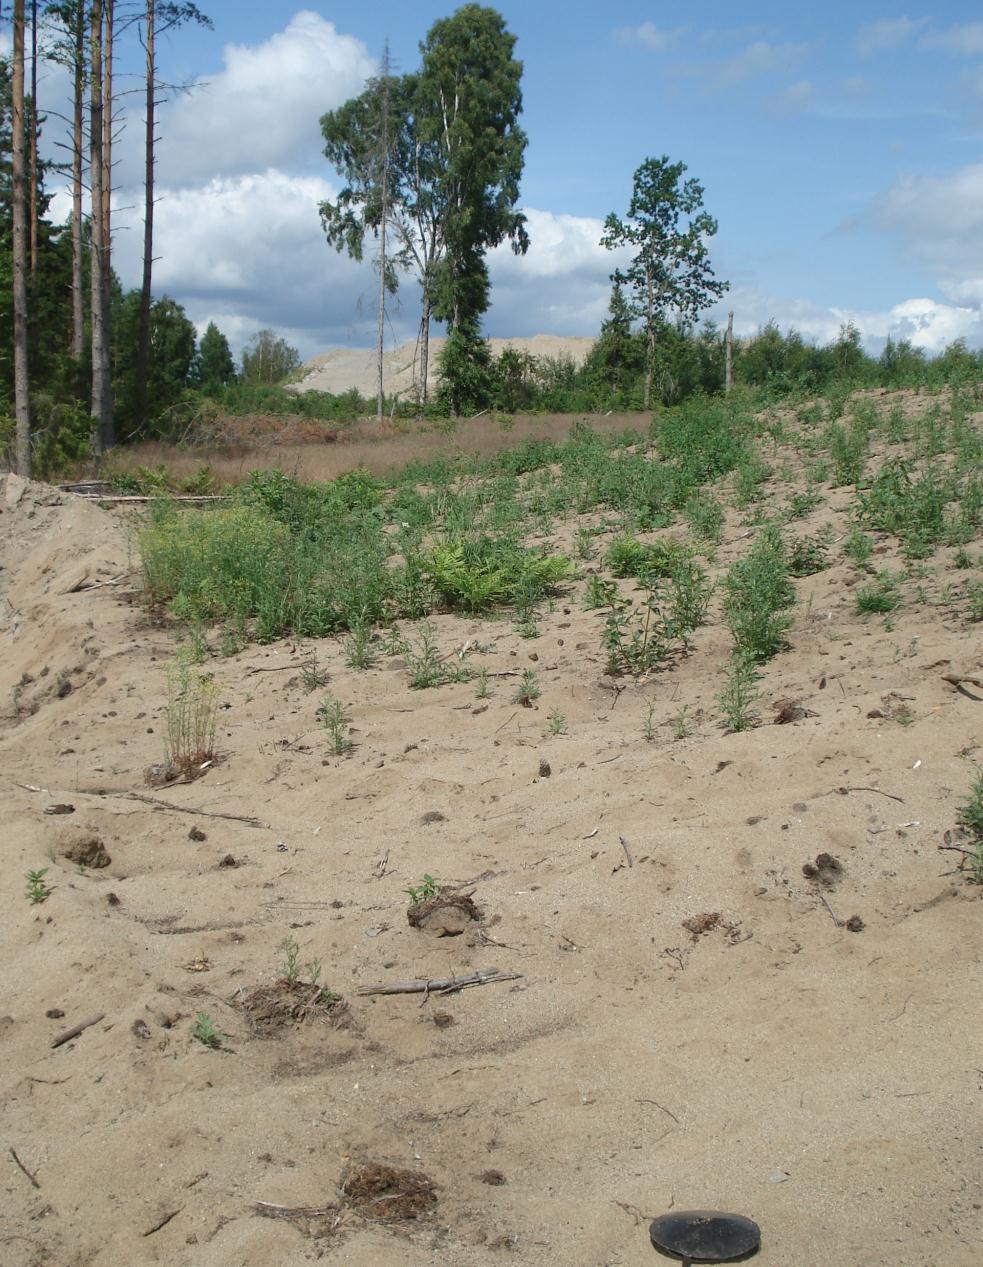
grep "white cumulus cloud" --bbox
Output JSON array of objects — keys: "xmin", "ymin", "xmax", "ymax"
[
  {"xmin": 151, "ymin": 11, "xmax": 375, "ymax": 187},
  {"xmin": 613, "ymin": 22, "xmax": 684, "ymax": 52}
]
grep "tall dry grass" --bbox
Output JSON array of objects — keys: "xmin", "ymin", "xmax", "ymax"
[{"xmin": 108, "ymin": 412, "xmax": 650, "ymax": 486}]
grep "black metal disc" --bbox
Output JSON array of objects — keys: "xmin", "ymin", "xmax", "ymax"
[{"xmin": 649, "ymin": 1210, "xmax": 761, "ymax": 1262}]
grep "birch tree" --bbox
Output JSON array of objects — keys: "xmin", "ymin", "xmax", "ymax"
[
  {"xmin": 12, "ymin": 0, "xmax": 31, "ymax": 474},
  {"xmin": 601, "ymin": 156, "xmax": 727, "ymax": 410}
]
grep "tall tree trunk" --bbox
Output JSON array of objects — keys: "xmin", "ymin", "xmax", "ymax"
[
  {"xmin": 644, "ymin": 264, "xmax": 655, "ymax": 412},
  {"xmin": 100, "ymin": 0, "xmax": 114, "ymax": 448},
  {"xmin": 28, "ymin": 0, "xmax": 37, "ymax": 343},
  {"xmin": 725, "ymin": 310, "xmax": 733, "ymax": 393},
  {"xmin": 70, "ymin": 0, "xmax": 85, "ymax": 369},
  {"xmin": 12, "ymin": 0, "xmax": 31, "ymax": 476},
  {"xmin": 418, "ymin": 294, "xmax": 431, "ymax": 409},
  {"xmin": 89, "ymin": 0, "xmax": 109, "ymax": 454},
  {"xmin": 135, "ymin": 0, "xmax": 155, "ymax": 432},
  {"xmin": 377, "ymin": 209, "xmax": 386, "ymax": 422}
]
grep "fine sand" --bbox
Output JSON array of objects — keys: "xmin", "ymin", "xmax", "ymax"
[
  {"xmin": 0, "ymin": 451, "xmax": 981, "ymax": 1266},
  {"xmin": 291, "ymin": 335, "xmax": 597, "ymax": 399}
]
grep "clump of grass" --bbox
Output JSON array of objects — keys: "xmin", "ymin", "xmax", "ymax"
[
  {"xmin": 683, "ymin": 491, "xmax": 725, "ymax": 544},
  {"xmin": 672, "ymin": 705, "xmax": 690, "ymax": 739},
  {"xmin": 546, "ymin": 708, "xmax": 567, "ymax": 736},
  {"xmin": 843, "ymin": 527, "xmax": 874, "ymax": 569},
  {"xmin": 642, "ymin": 699, "xmax": 658, "ymax": 741},
  {"xmin": 300, "ymin": 651, "xmax": 328, "ymax": 692},
  {"xmin": 513, "ymin": 669, "xmax": 541, "ymax": 707},
  {"xmin": 718, "ymin": 655, "xmax": 762, "ymax": 732},
  {"xmin": 164, "ymin": 662, "xmax": 218, "ymax": 779},
  {"xmin": 344, "ymin": 624, "xmax": 377, "ymax": 670},
  {"xmin": 25, "ymin": 867, "xmax": 50, "ymax": 905},
  {"xmin": 788, "ymin": 527, "xmax": 832, "ymax": 577},
  {"xmin": 856, "ymin": 573, "xmax": 901, "ymax": 615},
  {"xmin": 317, "ymin": 693, "xmax": 353, "ymax": 754},
  {"xmin": 405, "ymin": 623, "xmax": 472, "ymax": 689},
  {"xmin": 582, "ymin": 574, "xmax": 617, "ymax": 610},
  {"xmin": 191, "ymin": 1012, "xmax": 225, "ymax": 1050},
  {"xmin": 957, "ymin": 771, "xmax": 983, "ymax": 883},
  {"xmin": 278, "ymin": 937, "xmax": 326, "ymax": 991},
  {"xmin": 427, "ymin": 536, "xmax": 573, "ymax": 612}
]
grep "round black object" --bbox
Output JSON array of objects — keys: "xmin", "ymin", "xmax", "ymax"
[{"xmin": 649, "ymin": 1210, "xmax": 761, "ymax": 1262}]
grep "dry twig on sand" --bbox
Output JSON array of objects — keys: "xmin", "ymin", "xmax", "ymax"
[{"xmin": 356, "ymin": 968, "xmax": 521, "ymax": 998}]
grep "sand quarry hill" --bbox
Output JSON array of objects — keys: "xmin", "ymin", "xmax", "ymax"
[
  {"xmin": 1, "ymin": 427, "xmax": 982, "ymax": 1267},
  {"xmin": 292, "ymin": 335, "xmax": 596, "ymax": 399}
]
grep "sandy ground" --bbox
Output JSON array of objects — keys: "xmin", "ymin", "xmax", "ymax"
[
  {"xmin": 1, "ymin": 460, "xmax": 982, "ymax": 1267},
  {"xmin": 292, "ymin": 335, "xmax": 597, "ymax": 399}
]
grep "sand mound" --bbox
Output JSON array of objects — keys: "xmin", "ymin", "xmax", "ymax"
[{"xmin": 291, "ymin": 334, "xmax": 597, "ymax": 399}]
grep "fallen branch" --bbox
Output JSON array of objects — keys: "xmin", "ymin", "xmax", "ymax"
[
  {"xmin": 818, "ymin": 894, "xmax": 842, "ymax": 927},
  {"xmin": 51, "ymin": 1013, "xmax": 105, "ymax": 1049},
  {"xmin": 938, "ymin": 841, "xmax": 980, "ymax": 859},
  {"xmin": 356, "ymin": 967, "xmax": 522, "ymax": 998},
  {"xmin": 143, "ymin": 1207, "xmax": 183, "ymax": 1237},
  {"xmin": 9, "ymin": 1147, "xmax": 40, "ymax": 1189},
  {"xmin": 245, "ymin": 663, "xmax": 305, "ymax": 676},
  {"xmin": 254, "ymin": 1200, "xmax": 337, "ymax": 1221},
  {"xmin": 835, "ymin": 785, "xmax": 904, "ymax": 803},
  {"xmin": 112, "ymin": 792, "xmax": 268, "ymax": 829}
]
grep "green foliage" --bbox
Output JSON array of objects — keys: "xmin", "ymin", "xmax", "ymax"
[
  {"xmin": 317, "ymin": 694, "xmax": 353, "ymax": 754},
  {"xmin": 546, "ymin": 708, "xmax": 567, "ymax": 736},
  {"xmin": 601, "ymin": 560, "xmax": 709, "ymax": 675},
  {"xmin": 684, "ymin": 490, "xmax": 726, "ymax": 543},
  {"xmin": 717, "ymin": 654, "xmax": 762, "ymax": 732},
  {"xmin": 406, "ymin": 874, "xmax": 439, "ymax": 904},
  {"xmin": 601, "ymin": 155, "xmax": 727, "ymax": 407},
  {"xmin": 723, "ymin": 525, "xmax": 795, "ymax": 661},
  {"xmin": 428, "ymin": 536, "xmax": 572, "ymax": 611},
  {"xmin": 582, "ymin": 574, "xmax": 618, "ymax": 610},
  {"xmin": 856, "ymin": 574, "xmax": 901, "ymax": 614},
  {"xmin": 300, "ymin": 652, "xmax": 328, "ymax": 693},
  {"xmin": 843, "ymin": 527, "xmax": 874, "ymax": 568},
  {"xmin": 191, "ymin": 1013, "xmax": 225, "ymax": 1050},
  {"xmin": 405, "ymin": 622, "xmax": 472, "ymax": 689},
  {"xmin": 114, "ymin": 292, "xmax": 199, "ymax": 436},
  {"xmin": 240, "ymin": 329, "xmax": 301, "ymax": 385},
  {"xmin": 25, "ymin": 867, "xmax": 51, "ymax": 905},
  {"xmin": 436, "ymin": 319, "xmax": 496, "ymax": 416},
  {"xmin": 512, "ymin": 668, "xmax": 541, "ymax": 706},
  {"xmin": 195, "ymin": 322, "xmax": 236, "ymax": 392},
  {"xmin": 788, "ymin": 528, "xmax": 832, "ymax": 577},
  {"xmin": 604, "ymin": 534, "xmax": 693, "ymax": 580},
  {"xmin": 344, "ymin": 624, "xmax": 377, "ymax": 670}
]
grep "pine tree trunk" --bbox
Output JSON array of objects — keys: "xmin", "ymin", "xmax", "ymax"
[
  {"xmin": 70, "ymin": 0, "xmax": 84, "ymax": 369},
  {"xmin": 12, "ymin": 0, "xmax": 31, "ymax": 476},
  {"xmin": 89, "ymin": 0, "xmax": 108, "ymax": 454},
  {"xmin": 135, "ymin": 0, "xmax": 155, "ymax": 433},
  {"xmin": 725, "ymin": 310, "xmax": 733, "ymax": 393},
  {"xmin": 100, "ymin": 0, "xmax": 114, "ymax": 448},
  {"xmin": 28, "ymin": 0, "xmax": 37, "ymax": 357}
]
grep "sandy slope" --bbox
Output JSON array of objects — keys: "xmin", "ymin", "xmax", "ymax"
[
  {"xmin": 0, "ymin": 464, "xmax": 981, "ymax": 1267},
  {"xmin": 291, "ymin": 335, "xmax": 597, "ymax": 400}
]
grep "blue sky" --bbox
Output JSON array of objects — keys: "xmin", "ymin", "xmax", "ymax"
[{"xmin": 37, "ymin": 4, "xmax": 983, "ymax": 359}]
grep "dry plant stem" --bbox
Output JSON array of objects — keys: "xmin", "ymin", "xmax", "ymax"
[
  {"xmin": 356, "ymin": 968, "xmax": 522, "ymax": 997},
  {"xmin": 818, "ymin": 894, "xmax": 842, "ymax": 926},
  {"xmin": 619, "ymin": 835, "xmax": 635, "ymax": 868},
  {"xmin": 51, "ymin": 1012, "xmax": 105, "ymax": 1048},
  {"xmin": 9, "ymin": 1147, "xmax": 40, "ymax": 1189},
  {"xmin": 111, "ymin": 792, "xmax": 268, "ymax": 829},
  {"xmin": 836, "ymin": 785, "xmax": 904, "ymax": 803}
]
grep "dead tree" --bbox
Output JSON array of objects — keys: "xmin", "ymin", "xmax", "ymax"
[
  {"xmin": 88, "ymin": 0, "xmax": 111, "ymax": 452},
  {"xmin": 725, "ymin": 310, "xmax": 733, "ymax": 393}
]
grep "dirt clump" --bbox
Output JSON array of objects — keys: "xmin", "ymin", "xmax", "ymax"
[
  {"xmin": 60, "ymin": 833, "xmax": 111, "ymax": 869},
  {"xmin": 407, "ymin": 890, "xmax": 481, "ymax": 937},
  {"xmin": 239, "ymin": 980, "xmax": 349, "ymax": 1036},
  {"xmin": 802, "ymin": 852, "xmax": 844, "ymax": 885}
]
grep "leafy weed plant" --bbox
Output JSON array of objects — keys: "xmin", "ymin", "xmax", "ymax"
[{"xmin": 25, "ymin": 868, "xmax": 50, "ymax": 905}]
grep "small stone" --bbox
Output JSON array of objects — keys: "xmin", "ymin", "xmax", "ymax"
[
  {"xmin": 46, "ymin": 1008, "xmax": 65, "ymax": 1019},
  {"xmin": 480, "ymin": 1169, "xmax": 507, "ymax": 1186},
  {"xmin": 538, "ymin": 759, "xmax": 551, "ymax": 778},
  {"xmin": 188, "ymin": 826, "xmax": 207, "ymax": 842},
  {"xmin": 845, "ymin": 915, "xmax": 865, "ymax": 933}
]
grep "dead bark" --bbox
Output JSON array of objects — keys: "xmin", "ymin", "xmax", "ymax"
[
  {"xmin": 418, "ymin": 293, "xmax": 431, "ymax": 407},
  {"xmin": 28, "ymin": 0, "xmax": 37, "ymax": 339},
  {"xmin": 644, "ymin": 264, "xmax": 655, "ymax": 412},
  {"xmin": 12, "ymin": 0, "xmax": 31, "ymax": 477}
]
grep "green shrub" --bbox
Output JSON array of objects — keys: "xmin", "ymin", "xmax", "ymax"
[{"xmin": 723, "ymin": 526, "xmax": 796, "ymax": 661}]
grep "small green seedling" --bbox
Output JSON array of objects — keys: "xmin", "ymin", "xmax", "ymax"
[
  {"xmin": 317, "ymin": 693, "xmax": 353, "ymax": 755},
  {"xmin": 546, "ymin": 708, "xmax": 568, "ymax": 736},
  {"xmin": 513, "ymin": 669, "xmax": 541, "ymax": 707},
  {"xmin": 191, "ymin": 1012, "xmax": 225, "ymax": 1049},
  {"xmin": 642, "ymin": 699, "xmax": 658, "ymax": 742},
  {"xmin": 406, "ymin": 874, "xmax": 439, "ymax": 904},
  {"xmin": 300, "ymin": 652, "xmax": 328, "ymax": 693},
  {"xmin": 25, "ymin": 868, "xmax": 51, "ymax": 905}
]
